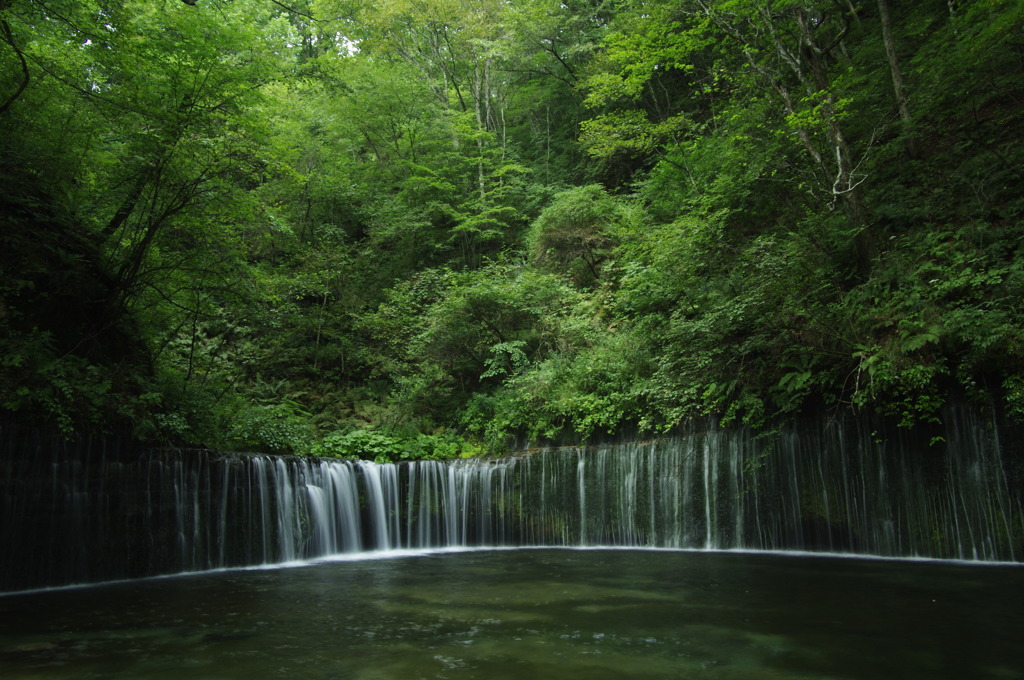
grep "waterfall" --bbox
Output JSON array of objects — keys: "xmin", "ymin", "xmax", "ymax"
[{"xmin": 1, "ymin": 407, "xmax": 1022, "ymax": 592}]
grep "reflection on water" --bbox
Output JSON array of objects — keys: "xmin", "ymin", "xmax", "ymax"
[{"xmin": 0, "ymin": 549, "xmax": 1022, "ymax": 680}]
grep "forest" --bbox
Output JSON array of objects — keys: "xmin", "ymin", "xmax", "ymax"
[{"xmin": 1, "ymin": 0, "xmax": 1022, "ymax": 459}]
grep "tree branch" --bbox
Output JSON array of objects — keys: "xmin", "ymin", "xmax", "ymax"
[
  {"xmin": 0, "ymin": 17, "xmax": 30, "ymax": 114},
  {"xmin": 540, "ymin": 40, "xmax": 577, "ymax": 82},
  {"xmin": 267, "ymin": 0, "xmax": 316, "ymax": 21}
]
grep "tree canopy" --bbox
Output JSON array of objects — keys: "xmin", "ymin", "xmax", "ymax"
[{"xmin": 2, "ymin": 0, "xmax": 1022, "ymax": 456}]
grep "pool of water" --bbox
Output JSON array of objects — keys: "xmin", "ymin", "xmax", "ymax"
[{"xmin": 1, "ymin": 548, "xmax": 1022, "ymax": 679}]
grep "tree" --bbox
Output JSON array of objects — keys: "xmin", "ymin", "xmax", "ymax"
[
  {"xmin": 527, "ymin": 184, "xmax": 627, "ymax": 287},
  {"xmin": 4, "ymin": 0, "xmax": 1023, "ymax": 445},
  {"xmin": 0, "ymin": 0, "xmax": 293, "ymax": 433}
]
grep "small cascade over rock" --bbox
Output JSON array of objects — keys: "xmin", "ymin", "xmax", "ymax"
[{"xmin": 1, "ymin": 407, "xmax": 1021, "ymax": 592}]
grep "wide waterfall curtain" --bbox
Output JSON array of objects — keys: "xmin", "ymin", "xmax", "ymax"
[{"xmin": 2, "ymin": 408, "xmax": 1022, "ymax": 593}]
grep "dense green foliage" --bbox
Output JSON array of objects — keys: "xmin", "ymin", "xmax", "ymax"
[{"xmin": 2, "ymin": 0, "xmax": 1022, "ymax": 456}]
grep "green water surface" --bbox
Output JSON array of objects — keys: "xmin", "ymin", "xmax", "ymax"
[{"xmin": 1, "ymin": 549, "xmax": 1021, "ymax": 679}]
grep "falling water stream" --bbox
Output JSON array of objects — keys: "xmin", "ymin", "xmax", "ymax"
[{"xmin": 4, "ymin": 407, "xmax": 1021, "ymax": 593}]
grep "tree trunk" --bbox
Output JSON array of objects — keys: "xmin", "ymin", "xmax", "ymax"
[
  {"xmin": 473, "ymin": 56, "xmax": 487, "ymax": 201},
  {"xmin": 877, "ymin": 0, "xmax": 916, "ymax": 157}
]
